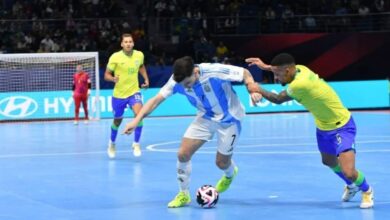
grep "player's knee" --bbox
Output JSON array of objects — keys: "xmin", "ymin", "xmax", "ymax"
[
  {"xmin": 113, "ymin": 119, "xmax": 122, "ymax": 127},
  {"xmin": 321, "ymin": 158, "xmax": 336, "ymax": 167},
  {"xmin": 177, "ymin": 152, "xmax": 191, "ymax": 162},
  {"xmin": 321, "ymin": 159, "xmax": 331, "ymax": 167}
]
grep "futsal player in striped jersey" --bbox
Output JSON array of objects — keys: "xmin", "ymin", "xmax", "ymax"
[
  {"xmin": 122, "ymin": 56, "xmax": 262, "ymax": 208},
  {"xmin": 104, "ymin": 33, "xmax": 149, "ymax": 158},
  {"xmin": 72, "ymin": 64, "xmax": 90, "ymax": 125},
  {"xmin": 246, "ymin": 53, "xmax": 374, "ymax": 209}
]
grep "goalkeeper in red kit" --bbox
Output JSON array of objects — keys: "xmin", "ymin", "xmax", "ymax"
[{"xmin": 72, "ymin": 64, "xmax": 91, "ymax": 125}]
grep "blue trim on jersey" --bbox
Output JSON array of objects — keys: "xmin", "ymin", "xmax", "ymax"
[
  {"xmin": 193, "ymin": 81, "xmax": 214, "ymax": 119},
  {"xmin": 209, "ymin": 78, "xmax": 238, "ymax": 124},
  {"xmin": 172, "ymin": 83, "xmax": 181, "ymax": 95},
  {"xmin": 235, "ymin": 119, "xmax": 242, "ymax": 133},
  {"xmin": 174, "ymin": 84, "xmax": 198, "ymax": 107}
]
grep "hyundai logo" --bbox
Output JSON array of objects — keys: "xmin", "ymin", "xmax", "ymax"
[{"xmin": 0, "ymin": 96, "xmax": 38, "ymax": 118}]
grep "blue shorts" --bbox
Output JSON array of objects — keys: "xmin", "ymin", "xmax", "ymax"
[
  {"xmin": 316, "ymin": 116, "xmax": 356, "ymax": 156},
  {"xmin": 111, "ymin": 92, "xmax": 143, "ymax": 118}
]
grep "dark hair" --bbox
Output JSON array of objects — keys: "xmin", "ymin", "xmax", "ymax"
[
  {"xmin": 271, "ymin": 53, "xmax": 295, "ymax": 66},
  {"xmin": 173, "ymin": 56, "xmax": 194, "ymax": 82},
  {"xmin": 121, "ymin": 33, "xmax": 133, "ymax": 41}
]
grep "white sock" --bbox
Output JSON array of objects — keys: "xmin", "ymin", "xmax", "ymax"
[
  {"xmin": 223, "ymin": 160, "xmax": 236, "ymax": 178},
  {"xmin": 177, "ymin": 160, "xmax": 191, "ymax": 193}
]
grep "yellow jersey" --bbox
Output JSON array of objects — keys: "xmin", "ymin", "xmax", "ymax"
[
  {"xmin": 286, "ymin": 65, "xmax": 351, "ymax": 130},
  {"xmin": 107, "ymin": 50, "xmax": 144, "ymax": 98}
]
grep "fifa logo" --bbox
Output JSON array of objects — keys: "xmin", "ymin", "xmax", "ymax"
[{"xmin": 0, "ymin": 96, "xmax": 38, "ymax": 118}]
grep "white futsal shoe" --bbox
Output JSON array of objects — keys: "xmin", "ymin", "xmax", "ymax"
[
  {"xmin": 360, "ymin": 187, "xmax": 374, "ymax": 209},
  {"xmin": 107, "ymin": 140, "xmax": 116, "ymax": 159},
  {"xmin": 342, "ymin": 185, "xmax": 360, "ymax": 202},
  {"xmin": 132, "ymin": 143, "xmax": 142, "ymax": 157}
]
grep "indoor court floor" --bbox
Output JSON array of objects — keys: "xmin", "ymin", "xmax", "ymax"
[{"xmin": 0, "ymin": 111, "xmax": 389, "ymax": 220}]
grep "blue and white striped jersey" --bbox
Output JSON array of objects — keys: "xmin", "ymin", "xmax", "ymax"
[{"xmin": 159, "ymin": 63, "xmax": 246, "ymax": 123}]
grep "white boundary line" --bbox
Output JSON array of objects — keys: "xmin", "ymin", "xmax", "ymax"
[{"xmin": 0, "ymin": 136, "xmax": 389, "ymax": 159}]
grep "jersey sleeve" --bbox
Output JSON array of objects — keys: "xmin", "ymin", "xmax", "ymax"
[
  {"xmin": 286, "ymin": 81, "xmax": 305, "ymax": 100},
  {"xmin": 159, "ymin": 76, "xmax": 176, "ymax": 98},
  {"xmin": 139, "ymin": 51, "xmax": 144, "ymax": 66},
  {"xmin": 106, "ymin": 54, "xmax": 117, "ymax": 72},
  {"xmin": 208, "ymin": 64, "xmax": 244, "ymax": 82}
]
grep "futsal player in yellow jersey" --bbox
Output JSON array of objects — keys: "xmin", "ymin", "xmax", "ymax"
[
  {"xmin": 246, "ymin": 53, "xmax": 373, "ymax": 209},
  {"xmin": 104, "ymin": 33, "xmax": 149, "ymax": 158}
]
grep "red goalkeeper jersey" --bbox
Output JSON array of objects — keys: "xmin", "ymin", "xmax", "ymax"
[{"xmin": 73, "ymin": 71, "xmax": 90, "ymax": 96}]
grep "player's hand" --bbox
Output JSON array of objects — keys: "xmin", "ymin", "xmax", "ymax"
[
  {"xmin": 141, "ymin": 80, "xmax": 149, "ymax": 89},
  {"xmin": 250, "ymin": 92, "xmax": 263, "ymax": 103},
  {"xmin": 122, "ymin": 121, "xmax": 138, "ymax": 135},
  {"xmin": 245, "ymin": 57, "xmax": 272, "ymax": 71},
  {"xmin": 112, "ymin": 76, "xmax": 119, "ymax": 83}
]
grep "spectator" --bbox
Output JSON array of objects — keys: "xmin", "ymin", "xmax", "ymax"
[
  {"xmin": 40, "ymin": 34, "xmax": 55, "ymax": 52},
  {"xmin": 216, "ymin": 41, "xmax": 229, "ymax": 60},
  {"xmin": 304, "ymin": 12, "xmax": 317, "ymax": 31}
]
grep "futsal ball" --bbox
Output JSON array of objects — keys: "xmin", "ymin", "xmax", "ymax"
[{"xmin": 196, "ymin": 185, "xmax": 219, "ymax": 208}]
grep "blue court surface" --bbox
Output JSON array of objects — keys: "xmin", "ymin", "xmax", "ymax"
[{"xmin": 0, "ymin": 111, "xmax": 389, "ymax": 220}]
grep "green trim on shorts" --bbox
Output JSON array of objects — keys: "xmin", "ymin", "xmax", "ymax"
[
  {"xmin": 354, "ymin": 170, "xmax": 365, "ymax": 186},
  {"xmin": 137, "ymin": 121, "xmax": 143, "ymax": 127}
]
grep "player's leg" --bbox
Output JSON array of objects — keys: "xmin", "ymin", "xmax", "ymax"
[
  {"xmin": 339, "ymin": 152, "xmax": 373, "ymax": 208},
  {"xmin": 320, "ymin": 152, "xmax": 354, "ymax": 186},
  {"xmin": 129, "ymin": 92, "xmax": 143, "ymax": 157},
  {"xmin": 168, "ymin": 117, "xmax": 212, "ymax": 208},
  {"xmin": 317, "ymin": 126, "xmax": 356, "ymax": 186},
  {"xmin": 73, "ymin": 95, "xmax": 81, "ymax": 125},
  {"xmin": 215, "ymin": 121, "xmax": 240, "ymax": 193},
  {"xmin": 320, "ymin": 151, "xmax": 360, "ymax": 202},
  {"xmin": 107, "ymin": 97, "xmax": 127, "ymax": 158},
  {"xmin": 318, "ymin": 117, "xmax": 373, "ymax": 208},
  {"xmin": 337, "ymin": 117, "xmax": 373, "ymax": 208},
  {"xmin": 168, "ymin": 138, "xmax": 207, "ymax": 208},
  {"xmin": 81, "ymin": 95, "xmax": 89, "ymax": 122}
]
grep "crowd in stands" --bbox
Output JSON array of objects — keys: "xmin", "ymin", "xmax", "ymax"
[{"xmin": 1, "ymin": 0, "xmax": 390, "ymax": 69}]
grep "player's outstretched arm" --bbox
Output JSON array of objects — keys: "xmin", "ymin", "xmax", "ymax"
[
  {"xmin": 243, "ymin": 69, "xmax": 262, "ymax": 103},
  {"xmin": 122, "ymin": 93, "xmax": 166, "ymax": 135},
  {"xmin": 259, "ymin": 88, "xmax": 293, "ymax": 104},
  {"xmin": 245, "ymin": 57, "xmax": 272, "ymax": 71}
]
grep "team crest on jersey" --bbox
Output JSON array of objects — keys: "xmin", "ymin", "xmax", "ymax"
[
  {"xmin": 134, "ymin": 60, "xmax": 141, "ymax": 66},
  {"xmin": 203, "ymin": 84, "xmax": 211, "ymax": 92}
]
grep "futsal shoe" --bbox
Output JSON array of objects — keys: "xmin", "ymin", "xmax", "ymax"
[
  {"xmin": 73, "ymin": 120, "xmax": 78, "ymax": 125},
  {"xmin": 132, "ymin": 143, "xmax": 142, "ymax": 157},
  {"xmin": 342, "ymin": 185, "xmax": 360, "ymax": 202},
  {"xmin": 107, "ymin": 141, "xmax": 116, "ymax": 159},
  {"xmin": 360, "ymin": 187, "xmax": 374, "ymax": 209},
  {"xmin": 216, "ymin": 166, "xmax": 238, "ymax": 193},
  {"xmin": 167, "ymin": 191, "xmax": 191, "ymax": 208},
  {"xmin": 84, "ymin": 120, "xmax": 89, "ymax": 124}
]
